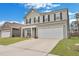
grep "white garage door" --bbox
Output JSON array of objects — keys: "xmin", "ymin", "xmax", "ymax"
[
  {"xmin": 1, "ymin": 31, "xmax": 11, "ymax": 37},
  {"xmin": 38, "ymin": 26, "xmax": 64, "ymax": 39}
]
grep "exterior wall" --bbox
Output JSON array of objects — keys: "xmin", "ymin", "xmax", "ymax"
[
  {"xmin": 63, "ymin": 23, "xmax": 68, "ymax": 38},
  {"xmin": 62, "ymin": 10, "xmax": 68, "ymax": 20}
]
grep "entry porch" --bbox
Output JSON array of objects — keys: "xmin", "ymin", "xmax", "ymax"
[{"xmin": 21, "ymin": 25, "xmax": 38, "ymax": 38}]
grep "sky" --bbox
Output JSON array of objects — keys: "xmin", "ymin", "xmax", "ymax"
[{"xmin": 0, "ymin": 3, "xmax": 79, "ymax": 25}]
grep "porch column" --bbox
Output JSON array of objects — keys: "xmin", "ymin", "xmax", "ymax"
[
  {"xmin": 21, "ymin": 28, "xmax": 23, "ymax": 37},
  {"xmin": 31, "ymin": 27, "xmax": 32, "ymax": 38},
  {"xmin": 10, "ymin": 28, "xmax": 12, "ymax": 37}
]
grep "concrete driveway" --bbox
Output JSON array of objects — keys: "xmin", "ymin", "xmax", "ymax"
[{"xmin": 0, "ymin": 39, "xmax": 60, "ymax": 56}]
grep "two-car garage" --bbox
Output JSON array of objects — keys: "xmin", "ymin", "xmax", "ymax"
[{"xmin": 38, "ymin": 23, "xmax": 67, "ymax": 40}]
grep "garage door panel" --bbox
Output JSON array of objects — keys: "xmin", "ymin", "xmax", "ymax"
[{"xmin": 38, "ymin": 26, "xmax": 64, "ymax": 39}]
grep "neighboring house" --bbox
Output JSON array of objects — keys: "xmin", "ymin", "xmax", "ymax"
[
  {"xmin": 70, "ymin": 21, "xmax": 78, "ymax": 33},
  {"xmin": 21, "ymin": 9, "xmax": 69, "ymax": 39},
  {"xmin": 69, "ymin": 13, "xmax": 79, "ymax": 36},
  {"xmin": 76, "ymin": 13, "xmax": 79, "ymax": 32},
  {"xmin": 70, "ymin": 13, "xmax": 79, "ymax": 36},
  {"xmin": 0, "ymin": 22, "xmax": 24, "ymax": 37}
]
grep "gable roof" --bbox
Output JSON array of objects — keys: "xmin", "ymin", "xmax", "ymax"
[
  {"xmin": 24, "ymin": 8, "xmax": 68, "ymax": 19},
  {"xmin": 0, "ymin": 22, "xmax": 24, "ymax": 30},
  {"xmin": 24, "ymin": 8, "xmax": 38, "ymax": 19}
]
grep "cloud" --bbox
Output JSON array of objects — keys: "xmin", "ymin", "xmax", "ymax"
[
  {"xmin": 69, "ymin": 12, "xmax": 78, "ymax": 16},
  {"xmin": 69, "ymin": 12, "xmax": 76, "ymax": 16},
  {"xmin": 70, "ymin": 19, "xmax": 76, "ymax": 24},
  {"xmin": 23, "ymin": 3, "xmax": 61, "ymax": 14},
  {"xmin": 23, "ymin": 3, "xmax": 60, "ymax": 9},
  {"xmin": 69, "ymin": 12, "xmax": 78, "ymax": 20},
  {"xmin": 44, "ymin": 10, "xmax": 52, "ymax": 12}
]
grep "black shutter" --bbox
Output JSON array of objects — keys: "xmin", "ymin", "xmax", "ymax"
[
  {"xmin": 48, "ymin": 15, "xmax": 50, "ymax": 21},
  {"xmin": 43, "ymin": 15, "xmax": 45, "ymax": 22},
  {"xmin": 54, "ymin": 14, "xmax": 56, "ymax": 21},
  {"xmin": 60, "ymin": 12, "xmax": 62, "ymax": 20},
  {"xmin": 38, "ymin": 16, "xmax": 40, "ymax": 23}
]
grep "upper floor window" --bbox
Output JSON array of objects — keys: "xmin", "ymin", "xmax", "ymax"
[
  {"xmin": 48, "ymin": 15, "xmax": 50, "ymax": 21},
  {"xmin": 43, "ymin": 15, "xmax": 45, "ymax": 22},
  {"xmin": 26, "ymin": 19, "xmax": 28, "ymax": 24},
  {"xmin": 56, "ymin": 13, "xmax": 60, "ymax": 21},
  {"xmin": 34, "ymin": 17, "xmax": 36, "ymax": 23},
  {"xmin": 45, "ymin": 15, "xmax": 48, "ymax": 22},
  {"xmin": 29, "ymin": 18, "xmax": 31, "ymax": 24}
]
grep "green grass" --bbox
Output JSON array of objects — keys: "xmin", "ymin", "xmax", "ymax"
[
  {"xmin": 0, "ymin": 37, "xmax": 29, "ymax": 45},
  {"xmin": 50, "ymin": 37, "xmax": 79, "ymax": 56}
]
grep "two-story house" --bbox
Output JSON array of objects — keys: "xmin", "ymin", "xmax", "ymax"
[{"xmin": 21, "ymin": 9, "xmax": 69, "ymax": 40}]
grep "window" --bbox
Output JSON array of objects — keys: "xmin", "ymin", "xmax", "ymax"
[
  {"xmin": 38, "ymin": 16, "xmax": 40, "ymax": 23},
  {"xmin": 45, "ymin": 15, "xmax": 48, "ymax": 22},
  {"xmin": 54, "ymin": 14, "xmax": 56, "ymax": 21},
  {"xmin": 29, "ymin": 18, "xmax": 31, "ymax": 24},
  {"xmin": 26, "ymin": 19, "xmax": 29, "ymax": 24},
  {"xmin": 48, "ymin": 15, "xmax": 50, "ymax": 21},
  {"xmin": 60, "ymin": 12, "xmax": 62, "ymax": 20},
  {"xmin": 43, "ymin": 15, "xmax": 45, "ymax": 22},
  {"xmin": 56, "ymin": 13, "xmax": 60, "ymax": 21},
  {"xmin": 26, "ymin": 19, "xmax": 28, "ymax": 24}
]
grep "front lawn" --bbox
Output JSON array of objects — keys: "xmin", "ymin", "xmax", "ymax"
[
  {"xmin": 0, "ymin": 37, "xmax": 29, "ymax": 45},
  {"xmin": 50, "ymin": 37, "xmax": 79, "ymax": 56}
]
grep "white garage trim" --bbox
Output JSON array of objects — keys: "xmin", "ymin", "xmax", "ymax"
[{"xmin": 38, "ymin": 24, "xmax": 65, "ymax": 39}]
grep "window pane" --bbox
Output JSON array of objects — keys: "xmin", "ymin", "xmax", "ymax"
[
  {"xmin": 29, "ymin": 18, "xmax": 31, "ymax": 24},
  {"xmin": 56, "ymin": 12, "xmax": 60, "ymax": 21},
  {"xmin": 54, "ymin": 14, "xmax": 56, "ymax": 21}
]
